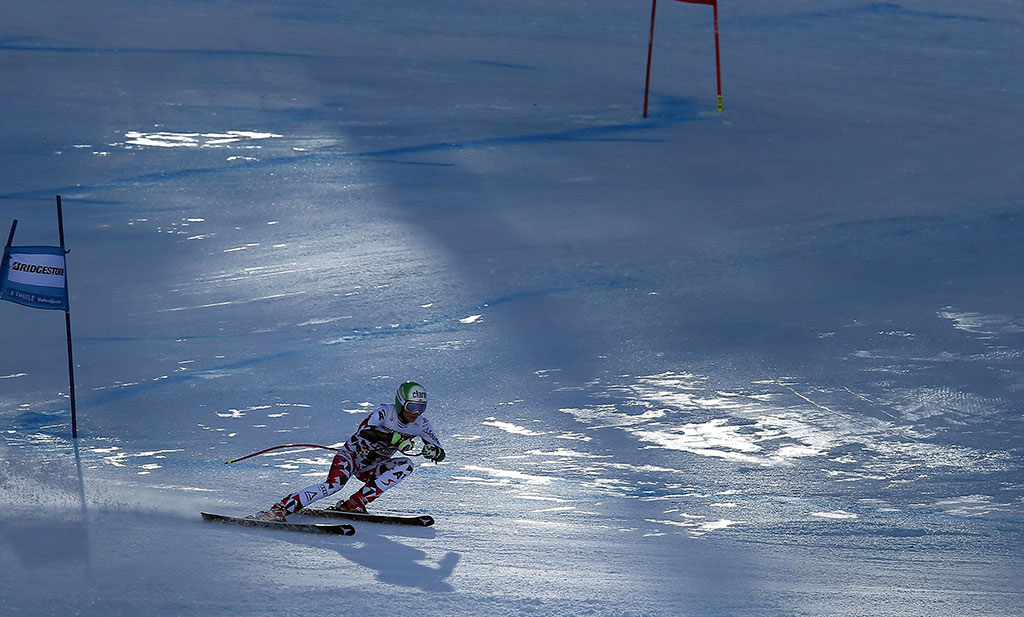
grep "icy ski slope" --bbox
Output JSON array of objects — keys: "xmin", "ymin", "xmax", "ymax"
[{"xmin": 2, "ymin": 1, "xmax": 1023, "ymax": 616}]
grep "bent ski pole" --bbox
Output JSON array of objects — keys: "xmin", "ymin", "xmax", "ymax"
[
  {"xmin": 226, "ymin": 441, "xmax": 437, "ymax": 465},
  {"xmin": 226, "ymin": 443, "xmax": 342, "ymax": 464}
]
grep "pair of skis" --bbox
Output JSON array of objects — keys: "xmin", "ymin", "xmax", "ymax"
[
  {"xmin": 201, "ymin": 508, "xmax": 434, "ymax": 536},
  {"xmin": 210, "ymin": 443, "xmax": 435, "ymax": 534}
]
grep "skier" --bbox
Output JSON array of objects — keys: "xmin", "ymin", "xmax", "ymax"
[{"xmin": 249, "ymin": 381, "xmax": 446, "ymax": 521}]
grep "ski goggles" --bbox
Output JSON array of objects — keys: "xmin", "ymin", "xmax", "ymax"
[{"xmin": 403, "ymin": 401, "xmax": 427, "ymax": 415}]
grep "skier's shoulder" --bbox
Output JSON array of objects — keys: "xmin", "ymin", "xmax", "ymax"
[
  {"xmin": 370, "ymin": 403, "xmax": 394, "ymax": 422},
  {"xmin": 413, "ymin": 415, "xmax": 442, "ymax": 446},
  {"xmin": 414, "ymin": 414, "xmax": 436, "ymax": 431}
]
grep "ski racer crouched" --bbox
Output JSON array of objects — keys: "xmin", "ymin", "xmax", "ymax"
[{"xmin": 250, "ymin": 381, "xmax": 446, "ymax": 521}]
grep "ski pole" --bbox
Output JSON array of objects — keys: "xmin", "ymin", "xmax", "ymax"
[
  {"xmin": 225, "ymin": 443, "xmax": 342, "ymax": 464},
  {"xmin": 226, "ymin": 441, "xmax": 435, "ymax": 465}
]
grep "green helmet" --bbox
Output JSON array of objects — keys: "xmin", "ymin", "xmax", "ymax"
[{"xmin": 396, "ymin": 381, "xmax": 427, "ymax": 416}]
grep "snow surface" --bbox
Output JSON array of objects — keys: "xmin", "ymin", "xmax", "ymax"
[{"xmin": 2, "ymin": 1, "xmax": 1023, "ymax": 615}]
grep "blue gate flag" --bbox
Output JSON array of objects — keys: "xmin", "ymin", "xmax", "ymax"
[{"xmin": 1, "ymin": 245, "xmax": 69, "ymax": 311}]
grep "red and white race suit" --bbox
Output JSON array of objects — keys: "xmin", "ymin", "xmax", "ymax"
[{"xmin": 272, "ymin": 404, "xmax": 443, "ymax": 515}]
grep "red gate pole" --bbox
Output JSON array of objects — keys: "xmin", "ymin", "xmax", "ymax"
[
  {"xmin": 713, "ymin": 0, "xmax": 723, "ymax": 111},
  {"xmin": 643, "ymin": 0, "xmax": 658, "ymax": 118}
]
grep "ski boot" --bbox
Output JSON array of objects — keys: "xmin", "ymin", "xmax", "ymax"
[
  {"xmin": 246, "ymin": 503, "xmax": 288, "ymax": 522},
  {"xmin": 329, "ymin": 492, "xmax": 368, "ymax": 514}
]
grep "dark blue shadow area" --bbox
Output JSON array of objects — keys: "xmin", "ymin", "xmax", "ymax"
[
  {"xmin": 64, "ymin": 284, "xmax": 588, "ymax": 412},
  {"xmin": 358, "ymin": 98, "xmax": 701, "ymax": 160},
  {"xmin": 0, "ymin": 275, "xmax": 640, "ymax": 427},
  {"xmin": 857, "ymin": 2, "xmax": 993, "ymax": 22},
  {"xmin": 356, "ymin": 125, "xmax": 662, "ymax": 159},
  {"xmin": 470, "ymin": 60, "xmax": 545, "ymax": 72},
  {"xmin": 0, "ymin": 38, "xmax": 314, "ymax": 58},
  {"xmin": 0, "ymin": 97, "xmax": 702, "ymax": 202},
  {"xmin": 361, "ymin": 159, "xmax": 455, "ymax": 168},
  {"xmin": 3, "ymin": 408, "xmax": 70, "ymax": 432},
  {"xmin": 740, "ymin": 2, "xmax": 1003, "ymax": 28}
]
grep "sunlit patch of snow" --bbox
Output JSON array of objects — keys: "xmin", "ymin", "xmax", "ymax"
[
  {"xmin": 561, "ymin": 371, "xmax": 1013, "ymax": 480},
  {"xmin": 701, "ymin": 519, "xmax": 743, "ymax": 531},
  {"xmin": 553, "ymin": 432, "xmax": 592, "ymax": 441},
  {"xmin": 811, "ymin": 510, "xmax": 859, "ymax": 519},
  {"xmin": 938, "ymin": 308, "xmax": 1024, "ymax": 337},
  {"xmin": 561, "ymin": 404, "xmax": 666, "ymax": 428},
  {"xmin": 458, "ymin": 465, "xmax": 554, "ymax": 485},
  {"xmin": 644, "ymin": 516, "xmax": 743, "ymax": 535},
  {"xmin": 137, "ymin": 449, "xmax": 183, "ymax": 457},
  {"xmin": 450, "ymin": 433, "xmax": 484, "ymax": 441},
  {"xmin": 524, "ymin": 448, "xmax": 603, "ymax": 458},
  {"xmin": 887, "ymin": 386, "xmax": 1002, "ymax": 424},
  {"xmin": 283, "ymin": 457, "xmax": 334, "ymax": 466},
  {"xmin": 530, "ymin": 506, "xmax": 576, "ymax": 513},
  {"xmin": 430, "ymin": 340, "xmax": 467, "ymax": 351},
  {"xmin": 160, "ymin": 290, "xmax": 306, "ymax": 313},
  {"xmin": 297, "ymin": 316, "xmax": 354, "ymax": 326},
  {"xmin": 147, "ymin": 484, "xmax": 216, "ymax": 493},
  {"xmin": 516, "ymin": 494, "xmax": 567, "ymax": 502},
  {"xmin": 119, "ymin": 130, "xmax": 282, "ymax": 149},
  {"xmin": 563, "ymin": 400, "xmax": 828, "ymax": 466},
  {"xmin": 930, "ymin": 494, "xmax": 1014, "ymax": 517},
  {"xmin": 514, "ymin": 518, "xmax": 565, "ymax": 527},
  {"xmin": 481, "ymin": 418, "xmax": 547, "ymax": 436}
]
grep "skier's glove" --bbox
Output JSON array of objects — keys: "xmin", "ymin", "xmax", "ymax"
[
  {"xmin": 422, "ymin": 443, "xmax": 446, "ymax": 463},
  {"xmin": 390, "ymin": 432, "xmax": 416, "ymax": 453}
]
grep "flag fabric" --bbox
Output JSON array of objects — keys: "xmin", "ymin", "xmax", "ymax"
[
  {"xmin": 0, "ymin": 245, "xmax": 69, "ymax": 311},
  {"xmin": 676, "ymin": 0, "xmax": 715, "ymax": 5}
]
